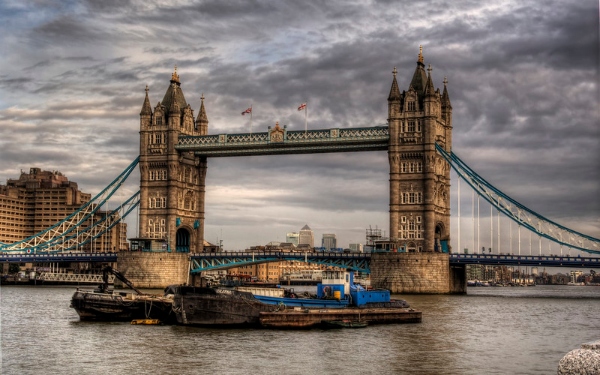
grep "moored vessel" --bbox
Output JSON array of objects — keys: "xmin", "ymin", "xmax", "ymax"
[
  {"xmin": 171, "ymin": 285, "xmax": 279, "ymax": 326},
  {"xmin": 171, "ymin": 270, "xmax": 418, "ymax": 328},
  {"xmin": 70, "ymin": 266, "xmax": 176, "ymax": 324}
]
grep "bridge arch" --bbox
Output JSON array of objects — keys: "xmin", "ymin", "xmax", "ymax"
[
  {"xmin": 176, "ymin": 227, "xmax": 191, "ymax": 253},
  {"xmin": 435, "ymin": 222, "xmax": 448, "ymax": 252}
]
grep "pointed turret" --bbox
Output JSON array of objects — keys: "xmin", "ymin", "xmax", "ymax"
[
  {"xmin": 196, "ymin": 94, "xmax": 209, "ymax": 135},
  {"xmin": 441, "ymin": 76, "xmax": 453, "ymax": 131},
  {"xmin": 140, "ymin": 85, "xmax": 153, "ymax": 130},
  {"xmin": 388, "ymin": 67, "xmax": 401, "ymax": 101},
  {"xmin": 424, "ymin": 64, "xmax": 435, "ymax": 96},
  {"xmin": 140, "ymin": 85, "xmax": 152, "ymax": 116},
  {"xmin": 442, "ymin": 76, "xmax": 452, "ymax": 109},
  {"xmin": 409, "ymin": 45, "xmax": 428, "ymax": 97},
  {"xmin": 161, "ymin": 66, "xmax": 187, "ymax": 116}
]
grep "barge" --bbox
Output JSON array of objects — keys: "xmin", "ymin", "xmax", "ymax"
[
  {"xmin": 259, "ymin": 307, "xmax": 421, "ymax": 329},
  {"xmin": 70, "ymin": 266, "xmax": 177, "ymax": 324},
  {"xmin": 172, "ymin": 270, "xmax": 420, "ymax": 328},
  {"xmin": 171, "ymin": 286, "xmax": 279, "ymax": 326}
]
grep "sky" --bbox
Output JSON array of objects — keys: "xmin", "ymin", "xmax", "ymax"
[{"xmin": 0, "ymin": 0, "xmax": 598, "ymax": 252}]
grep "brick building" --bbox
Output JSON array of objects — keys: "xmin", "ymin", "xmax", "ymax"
[{"xmin": 0, "ymin": 167, "xmax": 127, "ymax": 251}]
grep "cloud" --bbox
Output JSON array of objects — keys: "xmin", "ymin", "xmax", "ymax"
[{"xmin": 0, "ymin": 0, "xmax": 597, "ymax": 250}]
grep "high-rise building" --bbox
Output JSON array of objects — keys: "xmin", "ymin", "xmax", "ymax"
[
  {"xmin": 286, "ymin": 232, "xmax": 299, "ymax": 246},
  {"xmin": 0, "ymin": 167, "xmax": 127, "ymax": 251},
  {"xmin": 321, "ymin": 233, "xmax": 336, "ymax": 251},
  {"xmin": 349, "ymin": 243, "xmax": 364, "ymax": 253},
  {"xmin": 298, "ymin": 224, "xmax": 314, "ymax": 248}
]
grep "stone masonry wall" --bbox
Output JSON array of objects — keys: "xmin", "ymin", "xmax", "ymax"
[
  {"xmin": 116, "ymin": 252, "xmax": 189, "ymax": 289},
  {"xmin": 371, "ymin": 252, "xmax": 464, "ymax": 294}
]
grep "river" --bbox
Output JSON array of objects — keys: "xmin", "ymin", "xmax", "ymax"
[{"xmin": 1, "ymin": 285, "xmax": 598, "ymax": 374}]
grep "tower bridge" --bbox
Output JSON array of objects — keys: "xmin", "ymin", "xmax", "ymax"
[
  {"xmin": 3, "ymin": 47, "xmax": 599, "ymax": 292},
  {"xmin": 138, "ymin": 47, "xmax": 453, "ymax": 261}
]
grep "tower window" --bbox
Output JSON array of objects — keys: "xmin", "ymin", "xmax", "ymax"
[
  {"xmin": 408, "ymin": 101, "xmax": 415, "ymax": 111},
  {"xmin": 408, "ymin": 121, "xmax": 415, "ymax": 132},
  {"xmin": 156, "ymin": 117, "xmax": 162, "ymax": 126}
]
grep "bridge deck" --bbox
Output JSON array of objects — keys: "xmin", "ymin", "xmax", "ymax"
[{"xmin": 2, "ymin": 252, "xmax": 599, "ymax": 271}]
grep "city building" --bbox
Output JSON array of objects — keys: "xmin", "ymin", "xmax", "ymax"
[
  {"xmin": 466, "ymin": 264, "xmax": 495, "ymax": 281},
  {"xmin": 348, "ymin": 243, "xmax": 364, "ymax": 253},
  {"xmin": 286, "ymin": 232, "xmax": 299, "ymax": 245},
  {"xmin": 0, "ymin": 167, "xmax": 127, "ymax": 252},
  {"xmin": 298, "ymin": 224, "xmax": 314, "ymax": 248},
  {"xmin": 321, "ymin": 233, "xmax": 337, "ymax": 251}
]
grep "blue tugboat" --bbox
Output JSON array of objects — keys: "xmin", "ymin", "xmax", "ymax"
[{"xmin": 243, "ymin": 270, "xmax": 409, "ymax": 309}]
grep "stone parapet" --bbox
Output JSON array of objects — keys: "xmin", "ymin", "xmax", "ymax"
[{"xmin": 116, "ymin": 252, "xmax": 189, "ymax": 289}]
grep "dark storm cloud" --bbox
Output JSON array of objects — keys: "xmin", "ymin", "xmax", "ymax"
[{"xmin": 0, "ymin": 0, "xmax": 597, "ymax": 248}]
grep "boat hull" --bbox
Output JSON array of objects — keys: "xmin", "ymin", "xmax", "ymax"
[
  {"xmin": 70, "ymin": 290, "xmax": 176, "ymax": 324},
  {"xmin": 172, "ymin": 286, "xmax": 279, "ymax": 326},
  {"xmin": 259, "ymin": 308, "xmax": 422, "ymax": 329}
]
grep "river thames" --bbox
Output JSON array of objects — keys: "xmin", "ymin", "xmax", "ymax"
[{"xmin": 1, "ymin": 285, "xmax": 598, "ymax": 374}]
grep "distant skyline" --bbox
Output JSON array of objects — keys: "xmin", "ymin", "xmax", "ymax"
[{"xmin": 0, "ymin": 1, "xmax": 598, "ymax": 251}]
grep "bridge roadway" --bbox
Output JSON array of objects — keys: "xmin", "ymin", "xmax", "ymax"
[{"xmin": 3, "ymin": 252, "xmax": 599, "ymax": 272}]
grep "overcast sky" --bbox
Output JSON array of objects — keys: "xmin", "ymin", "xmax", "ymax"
[{"xmin": 0, "ymin": 0, "xmax": 598, "ymax": 251}]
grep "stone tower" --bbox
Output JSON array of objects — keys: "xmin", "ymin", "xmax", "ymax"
[
  {"xmin": 138, "ymin": 68, "xmax": 208, "ymax": 253},
  {"xmin": 387, "ymin": 47, "xmax": 453, "ymax": 252}
]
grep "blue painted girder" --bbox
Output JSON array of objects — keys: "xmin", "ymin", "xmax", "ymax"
[{"xmin": 189, "ymin": 252, "xmax": 371, "ymax": 274}]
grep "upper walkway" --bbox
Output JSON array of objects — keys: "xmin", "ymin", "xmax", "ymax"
[{"xmin": 176, "ymin": 126, "xmax": 389, "ymax": 156}]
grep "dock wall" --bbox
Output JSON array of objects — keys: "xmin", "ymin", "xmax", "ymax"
[
  {"xmin": 370, "ymin": 252, "xmax": 466, "ymax": 294},
  {"xmin": 116, "ymin": 252, "xmax": 189, "ymax": 289}
]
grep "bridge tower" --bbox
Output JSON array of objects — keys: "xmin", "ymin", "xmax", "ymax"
[
  {"xmin": 387, "ymin": 46, "xmax": 452, "ymax": 253},
  {"xmin": 138, "ymin": 68, "xmax": 208, "ymax": 254}
]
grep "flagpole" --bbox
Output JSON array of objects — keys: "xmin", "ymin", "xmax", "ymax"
[
  {"xmin": 250, "ymin": 104, "xmax": 253, "ymax": 134},
  {"xmin": 304, "ymin": 103, "xmax": 307, "ymax": 133}
]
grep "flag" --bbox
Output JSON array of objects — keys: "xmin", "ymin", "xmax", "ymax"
[
  {"xmin": 297, "ymin": 103, "xmax": 307, "ymax": 111},
  {"xmin": 241, "ymin": 107, "xmax": 252, "ymax": 115}
]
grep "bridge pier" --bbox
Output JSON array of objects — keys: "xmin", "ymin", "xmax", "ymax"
[
  {"xmin": 116, "ymin": 252, "xmax": 189, "ymax": 289},
  {"xmin": 370, "ymin": 252, "xmax": 466, "ymax": 294}
]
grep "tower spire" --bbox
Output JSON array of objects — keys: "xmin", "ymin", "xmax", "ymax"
[
  {"xmin": 140, "ymin": 85, "xmax": 152, "ymax": 116},
  {"xmin": 196, "ymin": 93, "xmax": 209, "ymax": 135},
  {"xmin": 171, "ymin": 65, "xmax": 180, "ymax": 84},
  {"xmin": 425, "ymin": 64, "xmax": 435, "ymax": 95},
  {"xmin": 388, "ymin": 67, "xmax": 401, "ymax": 101}
]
